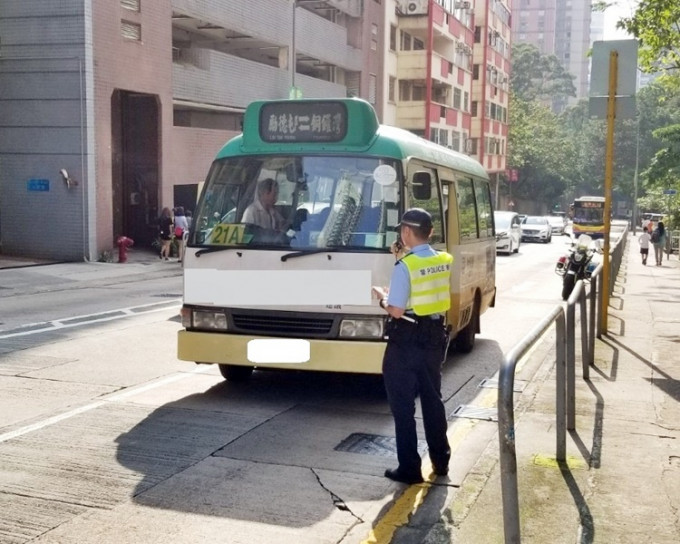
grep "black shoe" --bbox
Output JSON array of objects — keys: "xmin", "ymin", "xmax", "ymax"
[{"xmin": 384, "ymin": 468, "xmax": 423, "ymax": 484}]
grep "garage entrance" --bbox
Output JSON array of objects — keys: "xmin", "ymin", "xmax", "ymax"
[{"xmin": 111, "ymin": 91, "xmax": 160, "ymax": 246}]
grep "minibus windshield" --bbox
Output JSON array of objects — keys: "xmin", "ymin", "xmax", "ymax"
[{"xmin": 189, "ymin": 155, "xmax": 402, "ymax": 251}]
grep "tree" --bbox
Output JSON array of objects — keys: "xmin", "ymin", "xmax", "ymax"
[
  {"xmin": 618, "ymin": 0, "xmax": 680, "ymax": 83},
  {"xmin": 510, "ymin": 43, "xmax": 577, "ymax": 103},
  {"xmin": 507, "ymin": 96, "xmax": 573, "ymax": 203},
  {"xmin": 506, "ymin": 44, "xmax": 579, "ymax": 209}
]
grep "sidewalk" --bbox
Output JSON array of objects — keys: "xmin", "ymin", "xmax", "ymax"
[
  {"xmin": 424, "ymin": 235, "xmax": 680, "ymax": 543},
  {"xmin": 0, "ymin": 247, "xmax": 182, "ymax": 295}
]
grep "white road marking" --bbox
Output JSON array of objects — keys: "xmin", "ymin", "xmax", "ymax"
[{"xmin": 0, "ymin": 299, "xmax": 182, "ymax": 339}]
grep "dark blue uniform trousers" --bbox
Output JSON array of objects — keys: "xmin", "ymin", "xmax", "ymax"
[{"xmin": 382, "ymin": 318, "xmax": 450, "ymax": 477}]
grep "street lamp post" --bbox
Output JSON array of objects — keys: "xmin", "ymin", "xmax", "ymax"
[
  {"xmin": 291, "ymin": 0, "xmax": 296, "ymax": 92},
  {"xmin": 632, "ymin": 113, "xmax": 640, "ymax": 234}
]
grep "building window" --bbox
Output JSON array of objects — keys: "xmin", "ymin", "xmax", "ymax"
[
  {"xmin": 399, "ymin": 80, "xmax": 410, "ymax": 101},
  {"xmin": 463, "ymin": 91, "xmax": 469, "ymax": 112},
  {"xmin": 121, "ymin": 0, "xmax": 140, "ymax": 11},
  {"xmin": 412, "ymin": 84, "xmax": 426, "ymax": 101},
  {"xmin": 430, "ymin": 128, "xmax": 448, "ymax": 146},
  {"xmin": 401, "ymin": 31, "xmax": 412, "ymax": 51},
  {"xmin": 121, "ymin": 20, "xmax": 141, "ymax": 41},
  {"xmin": 473, "ymin": 64, "xmax": 479, "ymax": 80},
  {"xmin": 399, "ymin": 80, "xmax": 426, "ymax": 101},
  {"xmin": 369, "ymin": 74, "xmax": 377, "ymax": 104},
  {"xmin": 471, "ymin": 101, "xmax": 478, "ymax": 117},
  {"xmin": 453, "ymin": 88, "xmax": 462, "ymax": 110},
  {"xmin": 451, "ymin": 131, "xmax": 461, "ymax": 152},
  {"xmin": 389, "ymin": 76, "xmax": 396, "ymax": 102},
  {"xmin": 413, "ymin": 38, "xmax": 425, "ymax": 50},
  {"xmin": 474, "ymin": 26, "xmax": 481, "ymax": 43},
  {"xmin": 390, "ymin": 25, "xmax": 397, "ymax": 51}
]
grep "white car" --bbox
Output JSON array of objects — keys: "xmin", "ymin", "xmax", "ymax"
[
  {"xmin": 547, "ymin": 215, "xmax": 567, "ymax": 236},
  {"xmin": 494, "ymin": 210, "xmax": 522, "ymax": 254},
  {"xmin": 521, "ymin": 215, "xmax": 552, "ymax": 243}
]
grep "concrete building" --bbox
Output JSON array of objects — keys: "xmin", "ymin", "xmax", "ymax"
[
  {"xmin": 0, "ymin": 0, "xmax": 380, "ymax": 260},
  {"xmin": 512, "ymin": 0, "xmax": 592, "ymax": 108},
  {"xmin": 384, "ymin": 0, "xmax": 509, "ymax": 188}
]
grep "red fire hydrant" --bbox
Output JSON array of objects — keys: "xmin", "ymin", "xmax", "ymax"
[{"xmin": 117, "ymin": 236, "xmax": 134, "ymax": 263}]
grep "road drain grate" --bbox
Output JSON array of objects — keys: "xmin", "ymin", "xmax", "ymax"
[
  {"xmin": 451, "ymin": 405, "xmax": 497, "ymax": 422},
  {"xmin": 335, "ymin": 433, "xmax": 426, "ymax": 457}
]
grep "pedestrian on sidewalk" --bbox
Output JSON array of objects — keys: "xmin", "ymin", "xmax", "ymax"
[
  {"xmin": 372, "ymin": 208, "xmax": 452, "ymax": 485},
  {"xmin": 173, "ymin": 207, "xmax": 189, "ymax": 263},
  {"xmin": 158, "ymin": 207, "xmax": 173, "ymax": 261},
  {"xmin": 638, "ymin": 226, "xmax": 651, "ymax": 265},
  {"xmin": 651, "ymin": 221, "xmax": 667, "ymax": 266}
]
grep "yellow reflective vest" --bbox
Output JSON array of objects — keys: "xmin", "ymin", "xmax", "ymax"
[{"xmin": 401, "ymin": 251, "xmax": 453, "ymax": 316}]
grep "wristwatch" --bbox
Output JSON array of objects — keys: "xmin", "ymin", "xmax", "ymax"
[{"xmin": 380, "ymin": 298, "xmax": 388, "ymax": 309}]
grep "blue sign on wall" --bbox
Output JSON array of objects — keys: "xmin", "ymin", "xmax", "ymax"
[{"xmin": 27, "ymin": 179, "xmax": 50, "ymax": 192}]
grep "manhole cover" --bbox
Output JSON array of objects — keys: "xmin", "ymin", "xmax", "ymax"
[
  {"xmin": 451, "ymin": 405, "xmax": 497, "ymax": 421},
  {"xmin": 335, "ymin": 433, "xmax": 426, "ymax": 457}
]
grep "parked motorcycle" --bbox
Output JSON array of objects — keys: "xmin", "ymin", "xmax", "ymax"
[{"xmin": 554, "ymin": 234, "xmax": 599, "ymax": 300}]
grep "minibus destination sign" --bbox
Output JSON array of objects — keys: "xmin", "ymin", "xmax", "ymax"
[{"xmin": 259, "ymin": 101, "xmax": 347, "ymax": 143}]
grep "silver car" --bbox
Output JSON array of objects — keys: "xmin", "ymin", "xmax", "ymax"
[
  {"xmin": 547, "ymin": 215, "xmax": 567, "ymax": 236},
  {"xmin": 494, "ymin": 210, "xmax": 521, "ymax": 254},
  {"xmin": 521, "ymin": 215, "xmax": 552, "ymax": 243}
]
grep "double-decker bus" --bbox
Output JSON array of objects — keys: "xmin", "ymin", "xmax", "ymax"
[
  {"xmin": 572, "ymin": 196, "xmax": 605, "ymax": 239},
  {"xmin": 178, "ymin": 98, "xmax": 496, "ymax": 381}
]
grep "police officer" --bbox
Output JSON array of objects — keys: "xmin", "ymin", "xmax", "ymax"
[{"xmin": 372, "ymin": 208, "xmax": 452, "ymax": 484}]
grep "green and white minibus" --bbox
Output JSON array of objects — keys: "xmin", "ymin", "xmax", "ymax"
[{"xmin": 178, "ymin": 98, "xmax": 495, "ymax": 381}]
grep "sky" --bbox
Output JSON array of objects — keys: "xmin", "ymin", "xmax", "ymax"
[{"xmin": 603, "ymin": 1, "xmax": 639, "ymax": 40}]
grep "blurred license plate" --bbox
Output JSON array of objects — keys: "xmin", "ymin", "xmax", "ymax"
[{"xmin": 247, "ymin": 339, "xmax": 310, "ymax": 363}]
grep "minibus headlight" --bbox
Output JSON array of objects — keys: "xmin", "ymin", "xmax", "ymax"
[
  {"xmin": 339, "ymin": 318, "xmax": 384, "ymax": 338},
  {"xmin": 193, "ymin": 310, "xmax": 228, "ymax": 330}
]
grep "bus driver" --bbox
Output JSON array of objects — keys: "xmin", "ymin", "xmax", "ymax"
[{"xmin": 242, "ymin": 178, "xmax": 287, "ymax": 231}]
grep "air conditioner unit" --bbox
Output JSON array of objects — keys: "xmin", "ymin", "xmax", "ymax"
[
  {"xmin": 398, "ymin": 0, "xmax": 428, "ymax": 15},
  {"xmin": 455, "ymin": 1, "xmax": 472, "ymax": 9}
]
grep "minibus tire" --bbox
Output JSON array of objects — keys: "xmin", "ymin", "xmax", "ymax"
[
  {"xmin": 218, "ymin": 364, "xmax": 254, "ymax": 382},
  {"xmin": 455, "ymin": 301, "xmax": 479, "ymax": 354}
]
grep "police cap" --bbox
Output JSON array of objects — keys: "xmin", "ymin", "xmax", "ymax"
[{"xmin": 398, "ymin": 208, "xmax": 433, "ymax": 230}]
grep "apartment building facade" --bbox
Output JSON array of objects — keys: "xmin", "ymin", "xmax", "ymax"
[
  {"xmin": 0, "ymin": 0, "xmax": 508, "ymax": 261},
  {"xmin": 0, "ymin": 0, "xmax": 381, "ymax": 260},
  {"xmin": 383, "ymin": 0, "xmax": 508, "ymax": 188}
]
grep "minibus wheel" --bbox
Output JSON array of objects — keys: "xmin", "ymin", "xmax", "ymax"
[
  {"xmin": 218, "ymin": 364, "xmax": 254, "ymax": 382},
  {"xmin": 455, "ymin": 299, "xmax": 479, "ymax": 354}
]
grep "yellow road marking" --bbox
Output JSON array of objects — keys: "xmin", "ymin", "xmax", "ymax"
[
  {"xmin": 361, "ymin": 418, "xmax": 476, "ymax": 544},
  {"xmin": 532, "ymin": 454, "xmax": 586, "ymax": 470}
]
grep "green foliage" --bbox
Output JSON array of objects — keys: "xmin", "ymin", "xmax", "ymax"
[
  {"xmin": 641, "ymin": 123, "xmax": 680, "ymax": 188},
  {"xmin": 510, "ymin": 43, "xmax": 576, "ymax": 103},
  {"xmin": 507, "ymin": 45, "xmax": 577, "ymax": 206},
  {"xmin": 618, "ymin": 0, "xmax": 680, "ymax": 82}
]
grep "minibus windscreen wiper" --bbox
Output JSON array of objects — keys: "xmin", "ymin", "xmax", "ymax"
[{"xmin": 280, "ymin": 248, "xmax": 343, "ymax": 262}]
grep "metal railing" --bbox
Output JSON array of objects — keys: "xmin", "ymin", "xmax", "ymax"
[{"xmin": 497, "ymin": 226, "xmax": 628, "ymax": 543}]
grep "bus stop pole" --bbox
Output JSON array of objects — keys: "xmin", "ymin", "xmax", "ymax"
[{"xmin": 600, "ymin": 51, "xmax": 617, "ymax": 334}]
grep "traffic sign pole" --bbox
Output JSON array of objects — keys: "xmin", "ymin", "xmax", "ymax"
[{"xmin": 601, "ymin": 51, "xmax": 618, "ymax": 335}]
